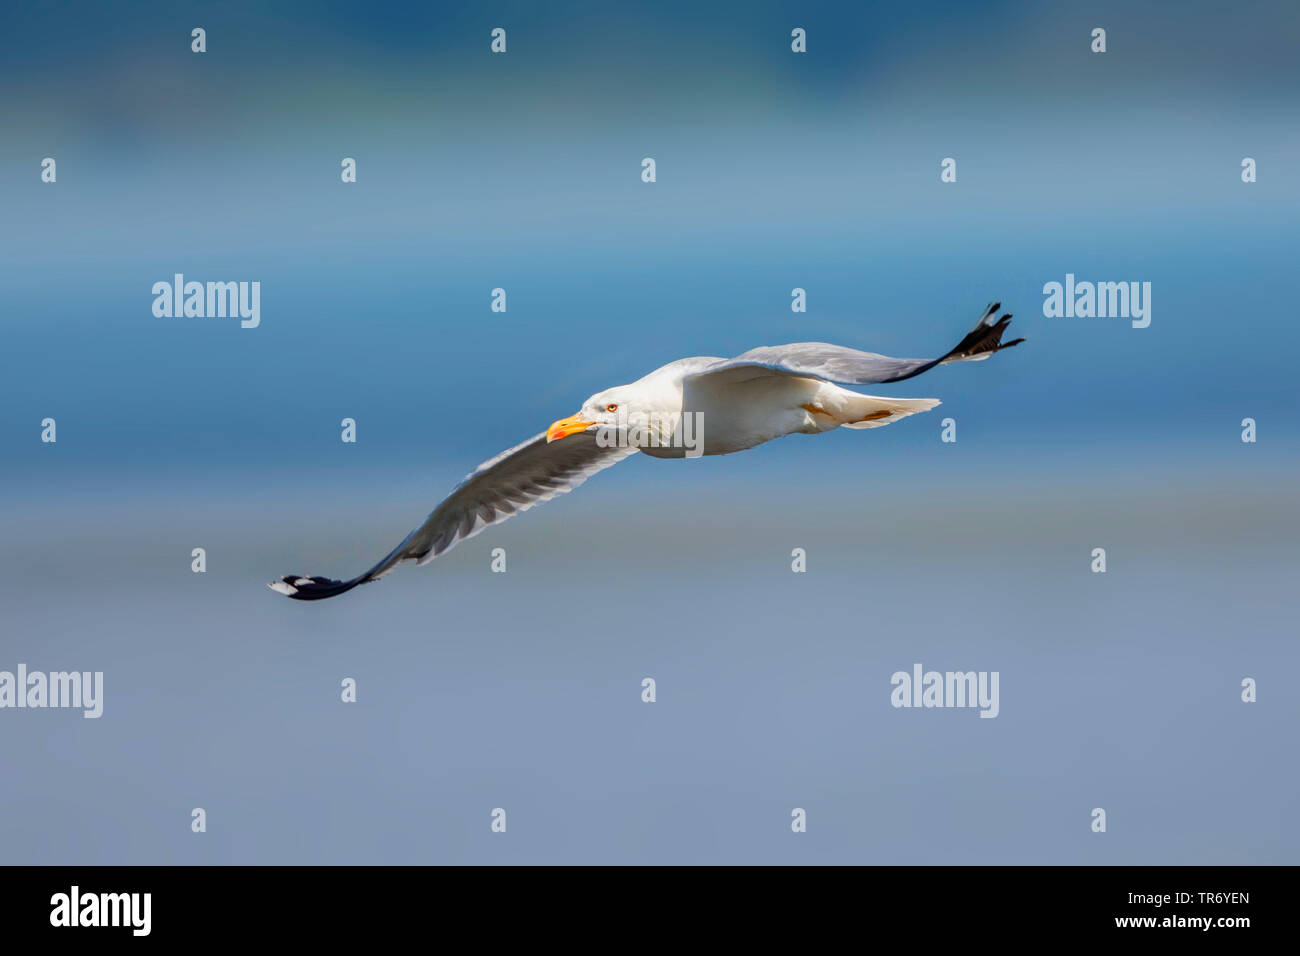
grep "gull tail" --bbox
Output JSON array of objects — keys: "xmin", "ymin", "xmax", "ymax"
[
  {"xmin": 940, "ymin": 302, "xmax": 1024, "ymax": 365},
  {"xmin": 839, "ymin": 395, "xmax": 941, "ymax": 430}
]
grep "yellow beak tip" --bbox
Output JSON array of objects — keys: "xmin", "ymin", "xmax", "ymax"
[{"xmin": 546, "ymin": 415, "xmax": 596, "ymax": 444}]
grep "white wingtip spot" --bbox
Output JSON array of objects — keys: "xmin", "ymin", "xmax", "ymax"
[{"xmin": 268, "ymin": 580, "xmax": 297, "ymax": 596}]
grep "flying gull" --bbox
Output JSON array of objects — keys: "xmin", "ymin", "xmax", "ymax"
[{"xmin": 271, "ymin": 302, "xmax": 1022, "ymax": 600}]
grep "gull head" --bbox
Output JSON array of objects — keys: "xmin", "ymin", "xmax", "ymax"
[{"xmin": 547, "ymin": 386, "xmax": 647, "ymax": 444}]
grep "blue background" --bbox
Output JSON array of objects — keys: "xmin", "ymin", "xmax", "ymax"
[{"xmin": 1, "ymin": 0, "xmax": 1296, "ymax": 863}]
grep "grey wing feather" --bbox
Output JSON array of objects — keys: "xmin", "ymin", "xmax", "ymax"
[
  {"xmin": 270, "ymin": 432, "xmax": 635, "ymax": 600},
  {"xmin": 688, "ymin": 302, "xmax": 1023, "ymax": 387}
]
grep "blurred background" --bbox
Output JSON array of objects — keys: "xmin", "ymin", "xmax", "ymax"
[{"xmin": 1, "ymin": 0, "xmax": 1296, "ymax": 863}]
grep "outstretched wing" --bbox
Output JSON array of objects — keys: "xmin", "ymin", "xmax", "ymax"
[
  {"xmin": 270, "ymin": 431, "xmax": 636, "ymax": 600},
  {"xmin": 687, "ymin": 302, "xmax": 1023, "ymax": 388}
]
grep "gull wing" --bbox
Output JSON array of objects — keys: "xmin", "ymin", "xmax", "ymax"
[
  {"xmin": 687, "ymin": 303, "xmax": 1023, "ymax": 388},
  {"xmin": 270, "ymin": 431, "xmax": 636, "ymax": 600}
]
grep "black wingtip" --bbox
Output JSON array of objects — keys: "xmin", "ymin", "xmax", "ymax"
[
  {"xmin": 268, "ymin": 574, "xmax": 364, "ymax": 601},
  {"xmin": 945, "ymin": 305, "xmax": 1024, "ymax": 362}
]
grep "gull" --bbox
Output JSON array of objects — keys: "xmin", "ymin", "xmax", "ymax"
[{"xmin": 271, "ymin": 302, "xmax": 1022, "ymax": 600}]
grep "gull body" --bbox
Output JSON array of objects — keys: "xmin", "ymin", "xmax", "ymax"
[
  {"xmin": 584, "ymin": 354, "xmax": 940, "ymax": 458},
  {"xmin": 271, "ymin": 302, "xmax": 1022, "ymax": 600}
]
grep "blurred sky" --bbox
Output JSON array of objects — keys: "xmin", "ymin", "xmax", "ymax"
[{"xmin": 1, "ymin": 0, "xmax": 1297, "ymax": 864}]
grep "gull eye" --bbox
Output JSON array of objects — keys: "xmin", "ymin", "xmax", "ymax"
[{"xmin": 606, "ymin": 403, "xmax": 618, "ymax": 412}]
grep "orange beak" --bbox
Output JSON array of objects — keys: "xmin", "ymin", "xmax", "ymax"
[{"xmin": 546, "ymin": 414, "xmax": 597, "ymax": 443}]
